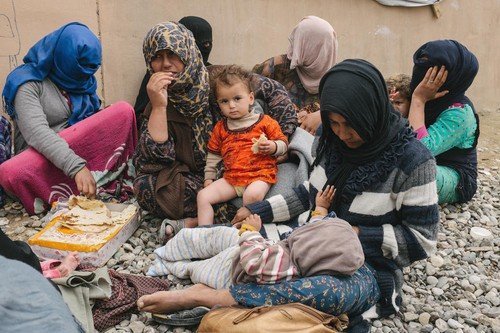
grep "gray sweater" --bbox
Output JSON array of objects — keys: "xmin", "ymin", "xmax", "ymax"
[{"xmin": 14, "ymin": 79, "xmax": 86, "ymax": 177}]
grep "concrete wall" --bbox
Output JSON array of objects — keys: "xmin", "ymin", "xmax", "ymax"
[{"xmin": 1, "ymin": 0, "xmax": 499, "ymax": 113}]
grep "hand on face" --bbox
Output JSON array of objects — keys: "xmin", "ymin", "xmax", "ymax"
[
  {"xmin": 146, "ymin": 72, "xmax": 177, "ymax": 108},
  {"xmin": 412, "ymin": 65, "xmax": 449, "ymax": 104}
]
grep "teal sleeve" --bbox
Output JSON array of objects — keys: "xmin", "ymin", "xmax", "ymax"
[{"xmin": 420, "ymin": 105, "xmax": 477, "ymax": 157}]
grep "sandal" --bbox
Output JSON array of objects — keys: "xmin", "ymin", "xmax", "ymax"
[
  {"xmin": 152, "ymin": 306, "xmax": 210, "ymax": 327},
  {"xmin": 158, "ymin": 218, "xmax": 186, "ymax": 244}
]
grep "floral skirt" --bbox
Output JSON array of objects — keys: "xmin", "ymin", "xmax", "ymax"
[{"xmin": 230, "ymin": 264, "xmax": 380, "ymax": 317}]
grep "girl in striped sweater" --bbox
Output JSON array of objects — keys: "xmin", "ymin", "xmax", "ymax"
[{"xmin": 138, "ymin": 59, "xmax": 439, "ymax": 332}]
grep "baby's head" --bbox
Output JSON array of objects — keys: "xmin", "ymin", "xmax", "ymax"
[
  {"xmin": 386, "ymin": 74, "xmax": 411, "ymax": 118},
  {"xmin": 212, "ymin": 65, "xmax": 254, "ymax": 120}
]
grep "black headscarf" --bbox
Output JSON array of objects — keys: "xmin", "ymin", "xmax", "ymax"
[
  {"xmin": 179, "ymin": 16, "xmax": 213, "ymax": 65},
  {"xmin": 410, "ymin": 40, "xmax": 480, "ymax": 202},
  {"xmin": 410, "ymin": 40, "xmax": 479, "ymax": 127},
  {"xmin": 317, "ymin": 59, "xmax": 406, "ymax": 211}
]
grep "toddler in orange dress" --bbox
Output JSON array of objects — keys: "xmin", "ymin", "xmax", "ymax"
[{"xmin": 197, "ymin": 65, "xmax": 288, "ymax": 225}]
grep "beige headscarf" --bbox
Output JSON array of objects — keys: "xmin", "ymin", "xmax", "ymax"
[{"xmin": 287, "ymin": 16, "xmax": 338, "ymax": 94}]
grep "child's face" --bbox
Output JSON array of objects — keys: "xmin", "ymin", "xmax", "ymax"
[
  {"xmin": 216, "ymin": 82, "xmax": 255, "ymax": 120},
  {"xmin": 391, "ymin": 94, "xmax": 411, "ymax": 118}
]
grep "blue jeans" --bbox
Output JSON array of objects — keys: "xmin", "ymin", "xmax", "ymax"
[{"xmin": 230, "ymin": 264, "xmax": 380, "ymax": 317}]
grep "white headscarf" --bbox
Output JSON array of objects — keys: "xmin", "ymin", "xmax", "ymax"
[{"xmin": 287, "ymin": 16, "xmax": 338, "ymax": 94}]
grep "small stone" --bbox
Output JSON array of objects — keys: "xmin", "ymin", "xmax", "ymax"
[
  {"xmin": 426, "ymin": 263, "xmax": 437, "ymax": 276},
  {"xmin": 143, "ymin": 327, "xmax": 156, "ymax": 333},
  {"xmin": 454, "ymin": 300, "xmax": 473, "ymax": 310},
  {"xmin": 123, "ymin": 243, "xmax": 134, "ymax": 252},
  {"xmin": 373, "ymin": 320, "xmax": 383, "ymax": 328},
  {"xmin": 119, "ymin": 320, "xmax": 130, "ymax": 327},
  {"xmin": 404, "ymin": 312, "xmax": 419, "ymax": 322},
  {"xmin": 430, "ymin": 256, "xmax": 444, "ymax": 268},
  {"xmin": 482, "ymin": 307, "xmax": 500, "ymax": 318},
  {"xmin": 420, "ymin": 324, "xmax": 434, "ymax": 333},
  {"xmin": 469, "ymin": 275, "xmax": 481, "ymax": 285},
  {"xmin": 0, "ymin": 217, "xmax": 8, "ymax": 226},
  {"xmin": 485, "ymin": 290, "xmax": 499, "ymax": 306},
  {"xmin": 435, "ymin": 318, "xmax": 449, "ymax": 332},
  {"xmin": 129, "ymin": 321, "xmax": 145, "ymax": 333},
  {"xmin": 419, "ymin": 312, "xmax": 431, "ymax": 325},
  {"xmin": 133, "ymin": 246, "xmax": 143, "ymax": 255},
  {"xmin": 448, "ymin": 318, "xmax": 464, "ymax": 329},
  {"xmin": 432, "ymin": 288, "xmax": 444, "ymax": 296},
  {"xmin": 119, "ymin": 253, "xmax": 135, "ymax": 262},
  {"xmin": 427, "ymin": 276, "xmax": 439, "ymax": 286}
]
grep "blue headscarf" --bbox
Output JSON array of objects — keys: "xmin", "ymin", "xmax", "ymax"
[{"xmin": 2, "ymin": 22, "xmax": 102, "ymax": 125}]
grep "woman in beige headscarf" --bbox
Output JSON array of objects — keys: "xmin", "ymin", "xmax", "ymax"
[{"xmin": 253, "ymin": 16, "xmax": 338, "ymax": 134}]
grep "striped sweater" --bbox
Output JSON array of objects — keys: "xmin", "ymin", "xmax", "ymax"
[{"xmin": 246, "ymin": 134, "xmax": 440, "ymax": 317}]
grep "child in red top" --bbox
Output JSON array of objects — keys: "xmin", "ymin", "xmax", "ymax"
[{"xmin": 197, "ymin": 65, "xmax": 288, "ymax": 226}]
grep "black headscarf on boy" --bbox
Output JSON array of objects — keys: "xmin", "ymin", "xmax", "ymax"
[
  {"xmin": 317, "ymin": 59, "xmax": 406, "ymax": 211},
  {"xmin": 179, "ymin": 16, "xmax": 213, "ymax": 65},
  {"xmin": 410, "ymin": 39, "xmax": 479, "ymax": 127}
]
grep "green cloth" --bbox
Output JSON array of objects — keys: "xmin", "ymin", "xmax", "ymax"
[
  {"xmin": 53, "ymin": 268, "xmax": 112, "ymax": 333},
  {"xmin": 421, "ymin": 104, "xmax": 477, "ymax": 204}
]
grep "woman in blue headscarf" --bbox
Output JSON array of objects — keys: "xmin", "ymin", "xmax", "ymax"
[
  {"xmin": 408, "ymin": 39, "xmax": 479, "ymax": 204},
  {"xmin": 0, "ymin": 22, "xmax": 137, "ymax": 214}
]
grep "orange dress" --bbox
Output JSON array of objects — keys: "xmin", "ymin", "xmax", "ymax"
[{"xmin": 207, "ymin": 114, "xmax": 288, "ymax": 187}]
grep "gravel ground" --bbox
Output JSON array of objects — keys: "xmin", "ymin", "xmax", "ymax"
[{"xmin": 1, "ymin": 166, "xmax": 499, "ymax": 333}]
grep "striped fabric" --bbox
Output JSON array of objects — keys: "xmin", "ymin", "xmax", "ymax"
[
  {"xmin": 237, "ymin": 231, "xmax": 297, "ymax": 284},
  {"xmin": 246, "ymin": 136, "xmax": 439, "ymax": 316},
  {"xmin": 147, "ymin": 227, "xmax": 239, "ymax": 289}
]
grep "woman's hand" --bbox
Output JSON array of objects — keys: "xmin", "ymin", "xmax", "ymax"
[
  {"xmin": 408, "ymin": 66, "xmax": 449, "ymax": 131},
  {"xmin": 146, "ymin": 72, "xmax": 177, "ymax": 108},
  {"xmin": 258, "ymin": 140, "xmax": 277, "ymax": 155},
  {"xmin": 412, "ymin": 66, "xmax": 449, "ymax": 104},
  {"xmin": 147, "ymin": 72, "xmax": 176, "ymax": 143},
  {"xmin": 231, "ymin": 207, "xmax": 252, "ymax": 227},
  {"xmin": 74, "ymin": 166, "xmax": 96, "ymax": 198},
  {"xmin": 299, "ymin": 111, "xmax": 321, "ymax": 135}
]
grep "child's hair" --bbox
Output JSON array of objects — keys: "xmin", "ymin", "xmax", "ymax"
[
  {"xmin": 211, "ymin": 65, "xmax": 253, "ymax": 98},
  {"xmin": 385, "ymin": 74, "xmax": 411, "ymax": 100}
]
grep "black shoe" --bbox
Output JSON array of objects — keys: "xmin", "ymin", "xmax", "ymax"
[{"xmin": 152, "ymin": 306, "xmax": 210, "ymax": 327}]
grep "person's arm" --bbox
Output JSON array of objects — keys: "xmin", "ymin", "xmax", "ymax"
[
  {"xmin": 357, "ymin": 158, "xmax": 439, "ymax": 268},
  {"xmin": 420, "ymin": 106, "xmax": 477, "ymax": 156},
  {"xmin": 251, "ymin": 74, "xmax": 298, "ymax": 138},
  {"xmin": 132, "ymin": 72, "xmax": 180, "ymax": 174},
  {"xmin": 204, "ymin": 152, "xmax": 222, "ymax": 184},
  {"xmin": 252, "ymin": 56, "xmax": 280, "ymax": 79},
  {"xmin": 257, "ymin": 117, "xmax": 289, "ymax": 156},
  {"xmin": 14, "ymin": 82, "xmax": 86, "ymax": 178},
  {"xmin": 408, "ymin": 65, "xmax": 449, "ymax": 131}
]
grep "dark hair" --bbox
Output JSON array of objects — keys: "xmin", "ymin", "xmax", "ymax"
[
  {"xmin": 386, "ymin": 74, "xmax": 411, "ymax": 101},
  {"xmin": 211, "ymin": 65, "xmax": 253, "ymax": 98}
]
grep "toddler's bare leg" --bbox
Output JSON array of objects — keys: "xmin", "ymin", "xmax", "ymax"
[
  {"xmin": 197, "ymin": 178, "xmax": 237, "ymax": 226},
  {"xmin": 242, "ymin": 180, "xmax": 271, "ymax": 206}
]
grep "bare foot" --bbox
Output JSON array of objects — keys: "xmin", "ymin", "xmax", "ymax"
[
  {"xmin": 137, "ymin": 283, "xmax": 235, "ymax": 314},
  {"xmin": 57, "ymin": 252, "xmax": 80, "ymax": 277}
]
